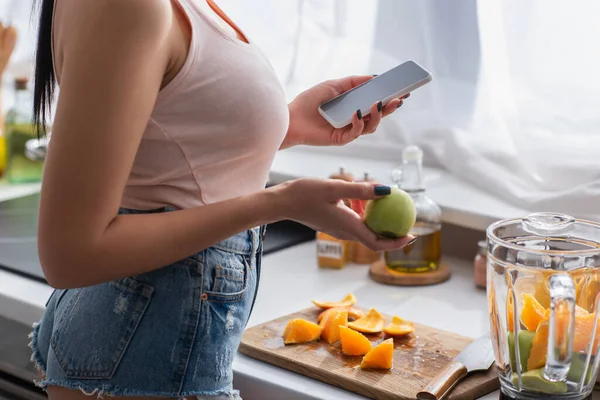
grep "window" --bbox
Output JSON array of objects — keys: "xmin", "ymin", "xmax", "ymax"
[{"xmin": 224, "ymin": 0, "xmax": 600, "ymax": 219}]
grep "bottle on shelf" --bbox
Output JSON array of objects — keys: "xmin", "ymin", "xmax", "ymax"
[
  {"xmin": 0, "ymin": 23, "xmax": 17, "ymax": 178},
  {"xmin": 384, "ymin": 145, "xmax": 442, "ymax": 273},
  {"xmin": 473, "ymin": 240, "xmax": 487, "ymax": 289},
  {"xmin": 5, "ymin": 77, "xmax": 45, "ymax": 184},
  {"xmin": 352, "ymin": 171, "xmax": 382, "ymax": 265},
  {"xmin": 316, "ymin": 165, "xmax": 354, "ymax": 268}
]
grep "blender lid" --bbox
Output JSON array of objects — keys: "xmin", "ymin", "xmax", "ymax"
[{"xmin": 487, "ymin": 212, "xmax": 600, "ymax": 256}]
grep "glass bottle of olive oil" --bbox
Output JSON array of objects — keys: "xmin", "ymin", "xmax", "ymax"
[
  {"xmin": 385, "ymin": 145, "xmax": 442, "ymax": 273},
  {"xmin": 5, "ymin": 77, "xmax": 45, "ymax": 184}
]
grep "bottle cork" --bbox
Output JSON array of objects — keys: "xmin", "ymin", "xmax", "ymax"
[{"xmin": 329, "ymin": 165, "xmax": 354, "ymax": 182}]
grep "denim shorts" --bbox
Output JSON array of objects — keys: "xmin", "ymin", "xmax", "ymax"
[{"xmin": 29, "ymin": 207, "xmax": 265, "ymax": 399}]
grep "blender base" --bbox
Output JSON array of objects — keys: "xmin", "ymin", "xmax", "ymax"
[{"xmin": 500, "ymin": 388, "xmax": 592, "ymax": 400}]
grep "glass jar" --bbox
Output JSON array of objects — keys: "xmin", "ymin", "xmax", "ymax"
[
  {"xmin": 384, "ymin": 145, "xmax": 442, "ymax": 273},
  {"xmin": 487, "ymin": 212, "xmax": 600, "ymax": 400}
]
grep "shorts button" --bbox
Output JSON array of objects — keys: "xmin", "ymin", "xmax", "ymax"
[{"xmin": 201, "ymin": 293, "xmax": 208, "ymax": 301}]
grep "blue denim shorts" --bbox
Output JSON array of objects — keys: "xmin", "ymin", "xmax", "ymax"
[{"xmin": 29, "ymin": 207, "xmax": 265, "ymax": 399}]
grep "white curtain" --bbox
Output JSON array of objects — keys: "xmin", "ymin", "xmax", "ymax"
[{"xmin": 224, "ymin": 0, "xmax": 600, "ymax": 219}]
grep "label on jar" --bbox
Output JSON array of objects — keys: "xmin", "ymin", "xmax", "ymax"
[{"xmin": 317, "ymin": 240, "xmax": 344, "ymax": 260}]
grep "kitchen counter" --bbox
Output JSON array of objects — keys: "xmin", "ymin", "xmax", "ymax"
[{"xmin": 1, "ymin": 241, "xmax": 600, "ymax": 399}]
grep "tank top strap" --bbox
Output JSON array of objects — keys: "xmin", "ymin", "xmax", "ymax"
[{"xmin": 176, "ymin": 0, "xmax": 250, "ymax": 44}]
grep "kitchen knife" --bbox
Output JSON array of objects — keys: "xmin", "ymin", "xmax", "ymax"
[{"xmin": 416, "ymin": 335, "xmax": 495, "ymax": 400}]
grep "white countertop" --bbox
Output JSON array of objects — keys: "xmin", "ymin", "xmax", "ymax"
[{"xmin": 0, "ymin": 181, "xmax": 41, "ymax": 203}]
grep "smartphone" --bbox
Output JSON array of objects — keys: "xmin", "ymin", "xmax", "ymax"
[{"xmin": 318, "ymin": 60, "xmax": 432, "ymax": 129}]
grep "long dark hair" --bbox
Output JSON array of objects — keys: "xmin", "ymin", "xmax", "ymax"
[{"xmin": 32, "ymin": 0, "xmax": 56, "ymax": 136}]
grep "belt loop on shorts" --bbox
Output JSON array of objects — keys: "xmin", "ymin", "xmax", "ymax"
[{"xmin": 249, "ymin": 228, "xmax": 259, "ymax": 259}]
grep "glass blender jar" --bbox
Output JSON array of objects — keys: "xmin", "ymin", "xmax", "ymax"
[{"xmin": 487, "ymin": 212, "xmax": 600, "ymax": 399}]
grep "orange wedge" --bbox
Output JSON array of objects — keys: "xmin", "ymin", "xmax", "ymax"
[
  {"xmin": 348, "ymin": 308, "xmax": 385, "ymax": 334},
  {"xmin": 339, "ymin": 326, "xmax": 372, "ymax": 356},
  {"xmin": 283, "ymin": 319, "xmax": 322, "ymax": 345},
  {"xmin": 312, "ymin": 293, "xmax": 357, "ymax": 310},
  {"xmin": 383, "ymin": 316, "xmax": 414, "ymax": 336},
  {"xmin": 520, "ymin": 293, "xmax": 546, "ymax": 331},
  {"xmin": 360, "ymin": 338, "xmax": 394, "ymax": 370},
  {"xmin": 317, "ymin": 307, "xmax": 365, "ymax": 323},
  {"xmin": 320, "ymin": 309, "xmax": 348, "ymax": 344}
]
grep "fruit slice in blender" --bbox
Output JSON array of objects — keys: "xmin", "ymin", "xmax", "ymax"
[
  {"xmin": 507, "ymin": 288, "xmax": 515, "ymax": 332},
  {"xmin": 339, "ymin": 326, "xmax": 372, "ymax": 356},
  {"xmin": 348, "ymin": 308, "xmax": 385, "ymax": 334},
  {"xmin": 520, "ymin": 293, "xmax": 546, "ymax": 331},
  {"xmin": 512, "ymin": 369, "xmax": 567, "ymax": 394},
  {"xmin": 282, "ymin": 319, "xmax": 322, "ymax": 345},
  {"xmin": 508, "ymin": 330, "xmax": 536, "ymax": 372},
  {"xmin": 567, "ymin": 352, "xmax": 595, "ymax": 384},
  {"xmin": 572, "ymin": 312, "xmax": 600, "ymax": 354},
  {"xmin": 527, "ymin": 323, "xmax": 549, "ymax": 371},
  {"xmin": 312, "ymin": 293, "xmax": 357, "ymax": 309},
  {"xmin": 383, "ymin": 316, "xmax": 414, "ymax": 336},
  {"xmin": 360, "ymin": 338, "xmax": 394, "ymax": 370}
]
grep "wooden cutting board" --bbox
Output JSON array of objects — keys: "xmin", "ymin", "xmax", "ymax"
[{"xmin": 239, "ymin": 308, "xmax": 499, "ymax": 400}]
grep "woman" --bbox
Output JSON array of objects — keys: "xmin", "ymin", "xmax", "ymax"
[{"xmin": 29, "ymin": 0, "xmax": 414, "ymax": 399}]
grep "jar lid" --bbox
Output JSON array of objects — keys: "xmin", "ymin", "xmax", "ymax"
[
  {"xmin": 486, "ymin": 212, "xmax": 600, "ymax": 270},
  {"xmin": 477, "ymin": 240, "xmax": 487, "ymax": 255},
  {"xmin": 402, "ymin": 145, "xmax": 423, "ymax": 163}
]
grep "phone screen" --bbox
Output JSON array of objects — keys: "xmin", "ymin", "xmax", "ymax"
[{"xmin": 320, "ymin": 61, "xmax": 431, "ymax": 123}]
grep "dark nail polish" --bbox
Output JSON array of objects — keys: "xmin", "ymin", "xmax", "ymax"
[
  {"xmin": 397, "ymin": 102, "xmax": 403, "ymax": 109},
  {"xmin": 372, "ymin": 74, "xmax": 378, "ymax": 77},
  {"xmin": 374, "ymin": 185, "xmax": 391, "ymax": 196},
  {"xmin": 407, "ymin": 237, "xmax": 418, "ymax": 246},
  {"xmin": 405, "ymin": 93, "xmax": 411, "ymax": 98},
  {"xmin": 377, "ymin": 101, "xmax": 383, "ymax": 113},
  {"xmin": 357, "ymin": 109, "xmax": 362, "ymax": 120}
]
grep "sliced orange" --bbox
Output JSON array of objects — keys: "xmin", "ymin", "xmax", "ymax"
[
  {"xmin": 520, "ymin": 293, "xmax": 546, "ymax": 331},
  {"xmin": 542, "ymin": 304, "xmax": 589, "ymax": 320},
  {"xmin": 360, "ymin": 338, "xmax": 394, "ymax": 370},
  {"xmin": 507, "ymin": 288, "xmax": 515, "ymax": 332},
  {"xmin": 283, "ymin": 318, "xmax": 322, "ymax": 345},
  {"xmin": 320, "ymin": 309, "xmax": 348, "ymax": 344},
  {"xmin": 527, "ymin": 322, "xmax": 549, "ymax": 371},
  {"xmin": 339, "ymin": 326, "xmax": 372, "ymax": 356},
  {"xmin": 348, "ymin": 308, "xmax": 385, "ymax": 334},
  {"xmin": 312, "ymin": 293, "xmax": 357, "ymax": 310},
  {"xmin": 317, "ymin": 307, "xmax": 365, "ymax": 323},
  {"xmin": 528, "ymin": 310, "xmax": 600, "ymax": 371},
  {"xmin": 573, "ymin": 312, "xmax": 600, "ymax": 354},
  {"xmin": 383, "ymin": 316, "xmax": 414, "ymax": 336}
]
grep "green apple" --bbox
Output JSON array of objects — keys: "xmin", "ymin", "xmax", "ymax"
[
  {"xmin": 512, "ymin": 368, "xmax": 567, "ymax": 394},
  {"xmin": 363, "ymin": 187, "xmax": 416, "ymax": 238},
  {"xmin": 567, "ymin": 352, "xmax": 595, "ymax": 384},
  {"xmin": 508, "ymin": 330, "xmax": 536, "ymax": 372}
]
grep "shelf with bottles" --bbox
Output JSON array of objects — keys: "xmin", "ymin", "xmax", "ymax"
[{"xmin": 2, "ymin": 77, "xmax": 47, "ymax": 184}]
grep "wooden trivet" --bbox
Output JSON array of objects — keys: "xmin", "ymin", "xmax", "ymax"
[{"xmin": 369, "ymin": 259, "xmax": 451, "ymax": 286}]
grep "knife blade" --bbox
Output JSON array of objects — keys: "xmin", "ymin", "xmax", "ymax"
[{"xmin": 416, "ymin": 335, "xmax": 495, "ymax": 400}]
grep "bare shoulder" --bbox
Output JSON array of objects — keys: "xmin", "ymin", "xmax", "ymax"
[{"xmin": 54, "ymin": 0, "xmax": 173, "ymax": 47}]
